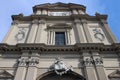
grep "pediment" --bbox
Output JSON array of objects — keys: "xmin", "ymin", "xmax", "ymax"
[
  {"xmin": 108, "ymin": 70, "xmax": 120, "ymax": 78},
  {"xmin": 34, "ymin": 2, "xmax": 85, "ymax": 10},
  {"xmin": 0, "ymin": 70, "xmax": 13, "ymax": 78}
]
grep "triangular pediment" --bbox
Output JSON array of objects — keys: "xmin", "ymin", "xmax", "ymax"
[
  {"xmin": 0, "ymin": 70, "xmax": 13, "ymax": 78},
  {"xmin": 108, "ymin": 70, "xmax": 120, "ymax": 78}
]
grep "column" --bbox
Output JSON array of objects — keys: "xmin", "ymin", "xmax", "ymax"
[
  {"xmin": 74, "ymin": 19, "xmax": 87, "ymax": 43},
  {"xmin": 81, "ymin": 19, "xmax": 93, "ymax": 43},
  {"xmin": 100, "ymin": 19, "xmax": 118, "ymax": 43},
  {"xmin": 14, "ymin": 53, "xmax": 28, "ymax": 80},
  {"xmin": 25, "ymin": 53, "xmax": 39, "ymax": 80},
  {"xmin": 92, "ymin": 52, "xmax": 107, "ymax": 80},
  {"xmin": 27, "ymin": 19, "xmax": 39, "ymax": 43},
  {"xmin": 83, "ymin": 52, "xmax": 97, "ymax": 80}
]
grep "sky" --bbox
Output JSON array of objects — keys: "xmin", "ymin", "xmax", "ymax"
[{"xmin": 0, "ymin": 0, "xmax": 120, "ymax": 42}]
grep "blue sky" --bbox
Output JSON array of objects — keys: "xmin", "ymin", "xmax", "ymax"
[{"xmin": 0, "ymin": 0, "xmax": 120, "ymax": 42}]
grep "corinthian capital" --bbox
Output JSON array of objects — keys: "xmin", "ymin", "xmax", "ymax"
[
  {"xmin": 83, "ymin": 58, "xmax": 93, "ymax": 66},
  {"xmin": 18, "ymin": 58, "xmax": 29, "ymax": 67},
  {"xmin": 29, "ymin": 57, "xmax": 39, "ymax": 66}
]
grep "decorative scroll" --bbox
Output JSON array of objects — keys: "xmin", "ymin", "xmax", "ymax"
[{"xmin": 49, "ymin": 57, "xmax": 73, "ymax": 76}]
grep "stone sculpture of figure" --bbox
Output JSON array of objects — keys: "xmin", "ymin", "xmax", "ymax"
[
  {"xmin": 50, "ymin": 57, "xmax": 73, "ymax": 76},
  {"xmin": 54, "ymin": 57, "xmax": 67, "ymax": 70}
]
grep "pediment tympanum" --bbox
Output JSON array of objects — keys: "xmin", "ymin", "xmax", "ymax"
[
  {"xmin": 108, "ymin": 70, "xmax": 120, "ymax": 78},
  {"xmin": 0, "ymin": 70, "xmax": 13, "ymax": 79}
]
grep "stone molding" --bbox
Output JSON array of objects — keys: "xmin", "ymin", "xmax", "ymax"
[
  {"xmin": 0, "ymin": 43, "xmax": 120, "ymax": 53},
  {"xmin": 108, "ymin": 69, "xmax": 120, "ymax": 78},
  {"xmin": 18, "ymin": 57, "xmax": 39, "ymax": 67},
  {"xmin": 33, "ymin": 2, "xmax": 86, "ymax": 12}
]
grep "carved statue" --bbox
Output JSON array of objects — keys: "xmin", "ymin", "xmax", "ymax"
[{"xmin": 49, "ymin": 57, "xmax": 73, "ymax": 76}]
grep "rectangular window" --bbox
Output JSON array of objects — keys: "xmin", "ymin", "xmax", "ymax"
[{"xmin": 55, "ymin": 32, "xmax": 65, "ymax": 45}]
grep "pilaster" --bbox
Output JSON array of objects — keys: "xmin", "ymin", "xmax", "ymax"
[
  {"xmin": 14, "ymin": 52, "xmax": 29, "ymax": 80},
  {"xmin": 72, "ymin": 9, "xmax": 78, "ymax": 14},
  {"xmin": 81, "ymin": 19, "xmax": 93, "ymax": 43},
  {"xmin": 100, "ymin": 19, "xmax": 118, "ymax": 43},
  {"xmin": 35, "ymin": 19, "xmax": 47, "ymax": 43},
  {"xmin": 74, "ymin": 19, "xmax": 87, "ymax": 43},
  {"xmin": 25, "ymin": 53, "xmax": 39, "ymax": 80},
  {"xmin": 27, "ymin": 19, "xmax": 39, "ymax": 43},
  {"xmin": 83, "ymin": 52, "xmax": 97, "ymax": 80},
  {"xmin": 35, "ymin": 20, "xmax": 46, "ymax": 43},
  {"xmin": 92, "ymin": 52, "xmax": 107, "ymax": 80}
]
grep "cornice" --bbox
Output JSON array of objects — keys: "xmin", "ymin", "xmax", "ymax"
[
  {"xmin": 0, "ymin": 43, "xmax": 119, "ymax": 53},
  {"xmin": 11, "ymin": 14, "xmax": 107, "ymax": 21},
  {"xmin": 33, "ymin": 2, "xmax": 86, "ymax": 12}
]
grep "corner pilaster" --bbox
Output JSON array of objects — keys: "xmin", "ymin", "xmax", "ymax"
[
  {"xmin": 100, "ymin": 19, "xmax": 118, "ymax": 43},
  {"xmin": 14, "ymin": 52, "xmax": 29, "ymax": 80}
]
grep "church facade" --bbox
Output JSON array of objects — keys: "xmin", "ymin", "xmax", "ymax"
[{"xmin": 0, "ymin": 2, "xmax": 120, "ymax": 80}]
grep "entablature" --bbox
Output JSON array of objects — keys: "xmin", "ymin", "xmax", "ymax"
[{"xmin": 0, "ymin": 43, "xmax": 120, "ymax": 54}]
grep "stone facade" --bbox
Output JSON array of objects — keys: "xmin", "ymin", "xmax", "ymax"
[{"xmin": 0, "ymin": 2, "xmax": 120, "ymax": 80}]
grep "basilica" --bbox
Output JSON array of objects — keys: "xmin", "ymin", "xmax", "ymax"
[{"xmin": 0, "ymin": 2, "xmax": 120, "ymax": 80}]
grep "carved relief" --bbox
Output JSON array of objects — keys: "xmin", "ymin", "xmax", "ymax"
[
  {"xmin": 18, "ymin": 58, "xmax": 29, "ymax": 66},
  {"xmin": 29, "ymin": 58, "xmax": 39, "ymax": 66},
  {"xmin": 83, "ymin": 58, "xmax": 93, "ymax": 66},
  {"xmin": 15, "ymin": 28, "xmax": 26, "ymax": 41},
  {"xmin": 94, "ymin": 57, "xmax": 103, "ymax": 66},
  {"xmin": 93, "ymin": 28, "xmax": 105, "ymax": 42},
  {"xmin": 49, "ymin": 57, "xmax": 73, "ymax": 76}
]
